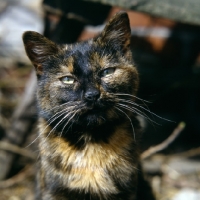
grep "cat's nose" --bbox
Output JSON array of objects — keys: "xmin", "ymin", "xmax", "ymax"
[{"xmin": 84, "ymin": 89, "xmax": 100, "ymax": 102}]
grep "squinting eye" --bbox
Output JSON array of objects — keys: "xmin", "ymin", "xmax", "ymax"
[
  {"xmin": 61, "ymin": 76, "xmax": 75, "ymax": 84},
  {"xmin": 101, "ymin": 68, "xmax": 115, "ymax": 77}
]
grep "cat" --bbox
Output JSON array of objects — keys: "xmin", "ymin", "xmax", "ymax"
[{"xmin": 23, "ymin": 11, "xmax": 155, "ymax": 200}]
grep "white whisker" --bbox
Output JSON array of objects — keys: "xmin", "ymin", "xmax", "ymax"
[
  {"xmin": 114, "ymin": 93, "xmax": 151, "ymax": 103},
  {"xmin": 44, "ymin": 110, "xmax": 76, "ymax": 142},
  {"xmin": 41, "ymin": 101, "xmax": 81, "ymax": 114},
  {"xmin": 26, "ymin": 105, "xmax": 77, "ymax": 147},
  {"xmin": 117, "ymin": 103, "xmax": 160, "ymax": 126},
  {"xmin": 60, "ymin": 110, "xmax": 80, "ymax": 137},
  {"xmin": 117, "ymin": 98, "xmax": 173, "ymax": 123},
  {"xmin": 114, "ymin": 106, "xmax": 136, "ymax": 141}
]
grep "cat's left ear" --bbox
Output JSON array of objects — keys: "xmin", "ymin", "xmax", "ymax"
[
  {"xmin": 96, "ymin": 11, "xmax": 131, "ymax": 54},
  {"xmin": 23, "ymin": 31, "xmax": 59, "ymax": 76}
]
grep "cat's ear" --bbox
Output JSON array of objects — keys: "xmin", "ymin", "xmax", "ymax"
[
  {"xmin": 96, "ymin": 11, "xmax": 131, "ymax": 53},
  {"xmin": 22, "ymin": 31, "xmax": 59, "ymax": 75}
]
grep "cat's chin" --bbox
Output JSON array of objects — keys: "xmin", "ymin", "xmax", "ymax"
[
  {"xmin": 80, "ymin": 113, "xmax": 106, "ymax": 127},
  {"xmin": 77, "ymin": 105, "xmax": 118, "ymax": 128},
  {"xmin": 77, "ymin": 106, "xmax": 106, "ymax": 126}
]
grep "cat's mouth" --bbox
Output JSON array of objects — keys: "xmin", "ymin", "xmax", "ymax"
[
  {"xmin": 82, "ymin": 105, "xmax": 104, "ymax": 116},
  {"xmin": 85, "ymin": 108, "xmax": 102, "ymax": 115},
  {"xmin": 79, "ymin": 104, "xmax": 107, "ymax": 124},
  {"xmin": 75, "ymin": 99, "xmax": 115, "ymax": 127}
]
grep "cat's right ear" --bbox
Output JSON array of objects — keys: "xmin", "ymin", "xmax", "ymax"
[
  {"xmin": 22, "ymin": 31, "xmax": 59, "ymax": 75},
  {"xmin": 95, "ymin": 11, "xmax": 131, "ymax": 55}
]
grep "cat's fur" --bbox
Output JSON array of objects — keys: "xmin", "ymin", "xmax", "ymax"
[{"xmin": 23, "ymin": 12, "xmax": 155, "ymax": 200}]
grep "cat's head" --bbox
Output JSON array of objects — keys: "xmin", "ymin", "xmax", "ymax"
[{"xmin": 23, "ymin": 12, "xmax": 139, "ymax": 135}]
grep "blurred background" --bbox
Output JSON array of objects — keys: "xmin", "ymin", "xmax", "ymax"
[{"xmin": 0, "ymin": 0, "xmax": 200, "ymax": 199}]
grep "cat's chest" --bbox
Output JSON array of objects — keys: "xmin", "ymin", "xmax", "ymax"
[
  {"xmin": 40, "ymin": 133, "xmax": 137, "ymax": 194},
  {"xmin": 64, "ymin": 148, "xmax": 119, "ymax": 194}
]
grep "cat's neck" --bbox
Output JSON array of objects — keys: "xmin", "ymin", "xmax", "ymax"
[
  {"xmin": 38, "ymin": 116, "xmax": 138, "ymax": 148},
  {"xmin": 37, "ymin": 118, "xmax": 139, "ymax": 198},
  {"xmin": 38, "ymin": 117, "xmax": 137, "ymax": 151}
]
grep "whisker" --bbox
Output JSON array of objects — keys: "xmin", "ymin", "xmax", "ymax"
[
  {"xmin": 112, "ymin": 93, "xmax": 154, "ymax": 121},
  {"xmin": 117, "ymin": 103, "xmax": 160, "ymax": 126},
  {"xmin": 60, "ymin": 109, "xmax": 80, "ymax": 138},
  {"xmin": 26, "ymin": 105, "xmax": 77, "ymax": 147},
  {"xmin": 118, "ymin": 98, "xmax": 154, "ymax": 120},
  {"xmin": 114, "ymin": 106, "xmax": 136, "ymax": 141},
  {"xmin": 43, "ymin": 110, "xmax": 76, "ymax": 142},
  {"xmin": 48, "ymin": 103, "xmax": 86, "ymax": 141},
  {"xmin": 117, "ymin": 101, "xmax": 159, "ymax": 124},
  {"xmin": 119, "ymin": 97, "xmax": 156, "ymax": 122},
  {"xmin": 41, "ymin": 101, "xmax": 81, "ymax": 114},
  {"xmin": 114, "ymin": 93, "xmax": 151, "ymax": 103},
  {"xmin": 117, "ymin": 98, "xmax": 174, "ymax": 123},
  {"xmin": 99, "ymin": 116, "xmax": 106, "ymax": 121},
  {"xmin": 47, "ymin": 105, "xmax": 77, "ymax": 124},
  {"xmin": 26, "ymin": 109, "xmax": 73, "ymax": 148},
  {"xmin": 58, "ymin": 111, "xmax": 80, "ymax": 144}
]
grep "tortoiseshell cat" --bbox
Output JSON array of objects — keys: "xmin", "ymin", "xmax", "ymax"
[{"xmin": 23, "ymin": 12, "xmax": 155, "ymax": 200}]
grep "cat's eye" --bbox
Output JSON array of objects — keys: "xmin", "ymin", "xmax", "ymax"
[
  {"xmin": 101, "ymin": 68, "xmax": 115, "ymax": 77},
  {"xmin": 61, "ymin": 76, "xmax": 75, "ymax": 84}
]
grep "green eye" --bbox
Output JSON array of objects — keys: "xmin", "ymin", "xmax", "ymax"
[
  {"xmin": 102, "ymin": 68, "xmax": 115, "ymax": 77},
  {"xmin": 61, "ymin": 76, "xmax": 75, "ymax": 84}
]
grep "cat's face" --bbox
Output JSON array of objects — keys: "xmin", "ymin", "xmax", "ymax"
[{"xmin": 23, "ymin": 12, "xmax": 138, "ymax": 132}]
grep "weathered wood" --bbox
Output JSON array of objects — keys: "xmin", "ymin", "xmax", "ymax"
[
  {"xmin": 85, "ymin": 0, "xmax": 200, "ymax": 25},
  {"xmin": 43, "ymin": 0, "xmax": 200, "ymax": 25},
  {"xmin": 141, "ymin": 122, "xmax": 185, "ymax": 160},
  {"xmin": 142, "ymin": 155, "xmax": 200, "ymax": 175}
]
